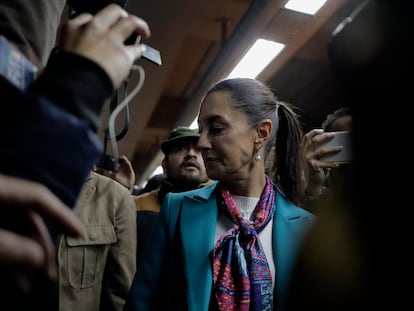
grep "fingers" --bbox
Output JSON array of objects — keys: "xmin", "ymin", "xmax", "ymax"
[
  {"xmin": 62, "ymin": 4, "xmax": 150, "ymax": 49},
  {"xmin": 304, "ymin": 128, "xmax": 324, "ymax": 141},
  {"xmin": 303, "ymin": 129, "xmax": 323, "ymax": 150},
  {"xmin": 66, "ymin": 12, "xmax": 94, "ymax": 28},
  {"xmin": 58, "ymin": 3, "xmax": 151, "ymax": 87},
  {"xmin": 304, "ymin": 130, "xmax": 334, "ymax": 146},
  {"xmin": 100, "ymin": 5, "xmax": 150, "ymax": 39},
  {"xmin": 107, "ymin": 13, "xmax": 150, "ymax": 61},
  {"xmin": 0, "ymin": 212, "xmax": 57, "ymax": 289},
  {"xmin": 309, "ymin": 143, "xmax": 341, "ymax": 169},
  {"xmin": 90, "ymin": 4, "xmax": 150, "ymax": 47},
  {"xmin": 0, "ymin": 175, "xmax": 82, "ymax": 237},
  {"xmin": 0, "ymin": 228, "xmax": 45, "ymax": 268},
  {"xmin": 58, "ymin": 13, "xmax": 92, "ymax": 47},
  {"xmin": 92, "ymin": 3, "xmax": 129, "ymax": 30},
  {"xmin": 313, "ymin": 133, "xmax": 343, "ymax": 163},
  {"xmin": 304, "ymin": 130, "xmax": 337, "ymax": 153},
  {"xmin": 0, "ymin": 175, "xmax": 81, "ymax": 283},
  {"xmin": 314, "ymin": 132, "xmax": 335, "ymax": 145},
  {"xmin": 304, "ymin": 130, "xmax": 341, "ymax": 170},
  {"xmin": 27, "ymin": 211, "xmax": 57, "ymax": 281}
]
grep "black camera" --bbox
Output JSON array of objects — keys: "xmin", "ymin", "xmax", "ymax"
[
  {"xmin": 67, "ymin": 0, "xmax": 128, "ymax": 14},
  {"xmin": 96, "ymin": 153, "xmax": 118, "ymax": 173},
  {"xmin": 67, "ymin": 0, "xmax": 162, "ymax": 65}
]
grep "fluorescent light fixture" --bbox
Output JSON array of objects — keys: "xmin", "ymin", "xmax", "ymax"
[
  {"xmin": 188, "ymin": 39, "xmax": 284, "ymax": 138},
  {"xmin": 227, "ymin": 38, "xmax": 285, "ymax": 79},
  {"xmin": 284, "ymin": 0, "xmax": 327, "ymax": 15}
]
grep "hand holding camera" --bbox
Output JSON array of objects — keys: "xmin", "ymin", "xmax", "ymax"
[
  {"xmin": 59, "ymin": 3, "xmax": 151, "ymax": 88},
  {"xmin": 315, "ymin": 131, "xmax": 352, "ymax": 164}
]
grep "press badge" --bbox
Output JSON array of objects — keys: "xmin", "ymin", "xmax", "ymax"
[{"xmin": 0, "ymin": 35, "xmax": 38, "ymax": 90}]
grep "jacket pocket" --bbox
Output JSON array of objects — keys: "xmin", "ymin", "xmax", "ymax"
[{"xmin": 65, "ymin": 225, "xmax": 117, "ymax": 288}]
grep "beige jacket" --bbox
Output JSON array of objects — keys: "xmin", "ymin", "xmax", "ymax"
[{"xmin": 58, "ymin": 172, "xmax": 137, "ymax": 311}]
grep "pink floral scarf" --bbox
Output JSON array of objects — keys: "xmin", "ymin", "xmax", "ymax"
[{"xmin": 212, "ymin": 175, "xmax": 275, "ymax": 311}]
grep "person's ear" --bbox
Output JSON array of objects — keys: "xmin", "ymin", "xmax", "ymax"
[{"xmin": 254, "ymin": 119, "xmax": 272, "ymax": 145}]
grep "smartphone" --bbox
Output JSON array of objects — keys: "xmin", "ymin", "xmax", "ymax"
[{"xmin": 317, "ymin": 131, "xmax": 352, "ymax": 163}]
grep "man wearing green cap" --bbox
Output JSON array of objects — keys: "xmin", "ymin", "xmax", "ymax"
[{"xmin": 135, "ymin": 126, "xmax": 211, "ymax": 263}]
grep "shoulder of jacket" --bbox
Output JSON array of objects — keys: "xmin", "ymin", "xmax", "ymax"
[
  {"xmin": 164, "ymin": 181, "xmax": 219, "ymax": 203},
  {"xmin": 135, "ymin": 190, "xmax": 161, "ymax": 212}
]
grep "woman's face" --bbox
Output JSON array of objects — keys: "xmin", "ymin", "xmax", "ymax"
[{"xmin": 197, "ymin": 91, "xmax": 257, "ymax": 182}]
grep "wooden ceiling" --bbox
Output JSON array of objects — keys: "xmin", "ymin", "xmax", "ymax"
[{"xmin": 100, "ymin": 0, "xmax": 363, "ymax": 186}]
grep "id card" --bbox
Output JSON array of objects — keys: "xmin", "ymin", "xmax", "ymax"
[{"xmin": 0, "ymin": 35, "xmax": 38, "ymax": 90}]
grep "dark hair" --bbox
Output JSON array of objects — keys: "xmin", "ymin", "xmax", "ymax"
[
  {"xmin": 207, "ymin": 78, "xmax": 306, "ymax": 204},
  {"xmin": 322, "ymin": 107, "xmax": 352, "ymax": 131}
]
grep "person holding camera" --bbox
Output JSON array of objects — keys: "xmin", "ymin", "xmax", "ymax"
[
  {"xmin": 301, "ymin": 107, "xmax": 353, "ymax": 213},
  {"xmin": 0, "ymin": 1, "xmax": 150, "ymax": 310}
]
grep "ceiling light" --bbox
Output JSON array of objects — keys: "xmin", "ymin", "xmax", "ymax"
[
  {"xmin": 284, "ymin": 0, "xmax": 327, "ymax": 15},
  {"xmin": 227, "ymin": 38, "xmax": 285, "ymax": 79},
  {"xmin": 188, "ymin": 39, "xmax": 285, "ymax": 131}
]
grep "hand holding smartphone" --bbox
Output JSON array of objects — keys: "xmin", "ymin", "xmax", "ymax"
[{"xmin": 316, "ymin": 131, "xmax": 352, "ymax": 163}]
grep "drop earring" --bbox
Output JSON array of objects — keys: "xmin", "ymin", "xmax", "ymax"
[{"xmin": 255, "ymin": 154, "xmax": 262, "ymax": 161}]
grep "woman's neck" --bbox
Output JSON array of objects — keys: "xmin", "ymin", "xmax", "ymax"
[{"xmin": 223, "ymin": 172, "xmax": 267, "ymax": 197}]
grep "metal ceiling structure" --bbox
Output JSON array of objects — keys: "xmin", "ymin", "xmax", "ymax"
[{"xmin": 100, "ymin": 0, "xmax": 362, "ymax": 186}]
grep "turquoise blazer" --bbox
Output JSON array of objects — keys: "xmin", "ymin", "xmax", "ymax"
[{"xmin": 124, "ymin": 181, "xmax": 315, "ymax": 311}]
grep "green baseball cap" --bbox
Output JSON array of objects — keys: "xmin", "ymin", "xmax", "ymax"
[{"xmin": 161, "ymin": 126, "xmax": 200, "ymax": 154}]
